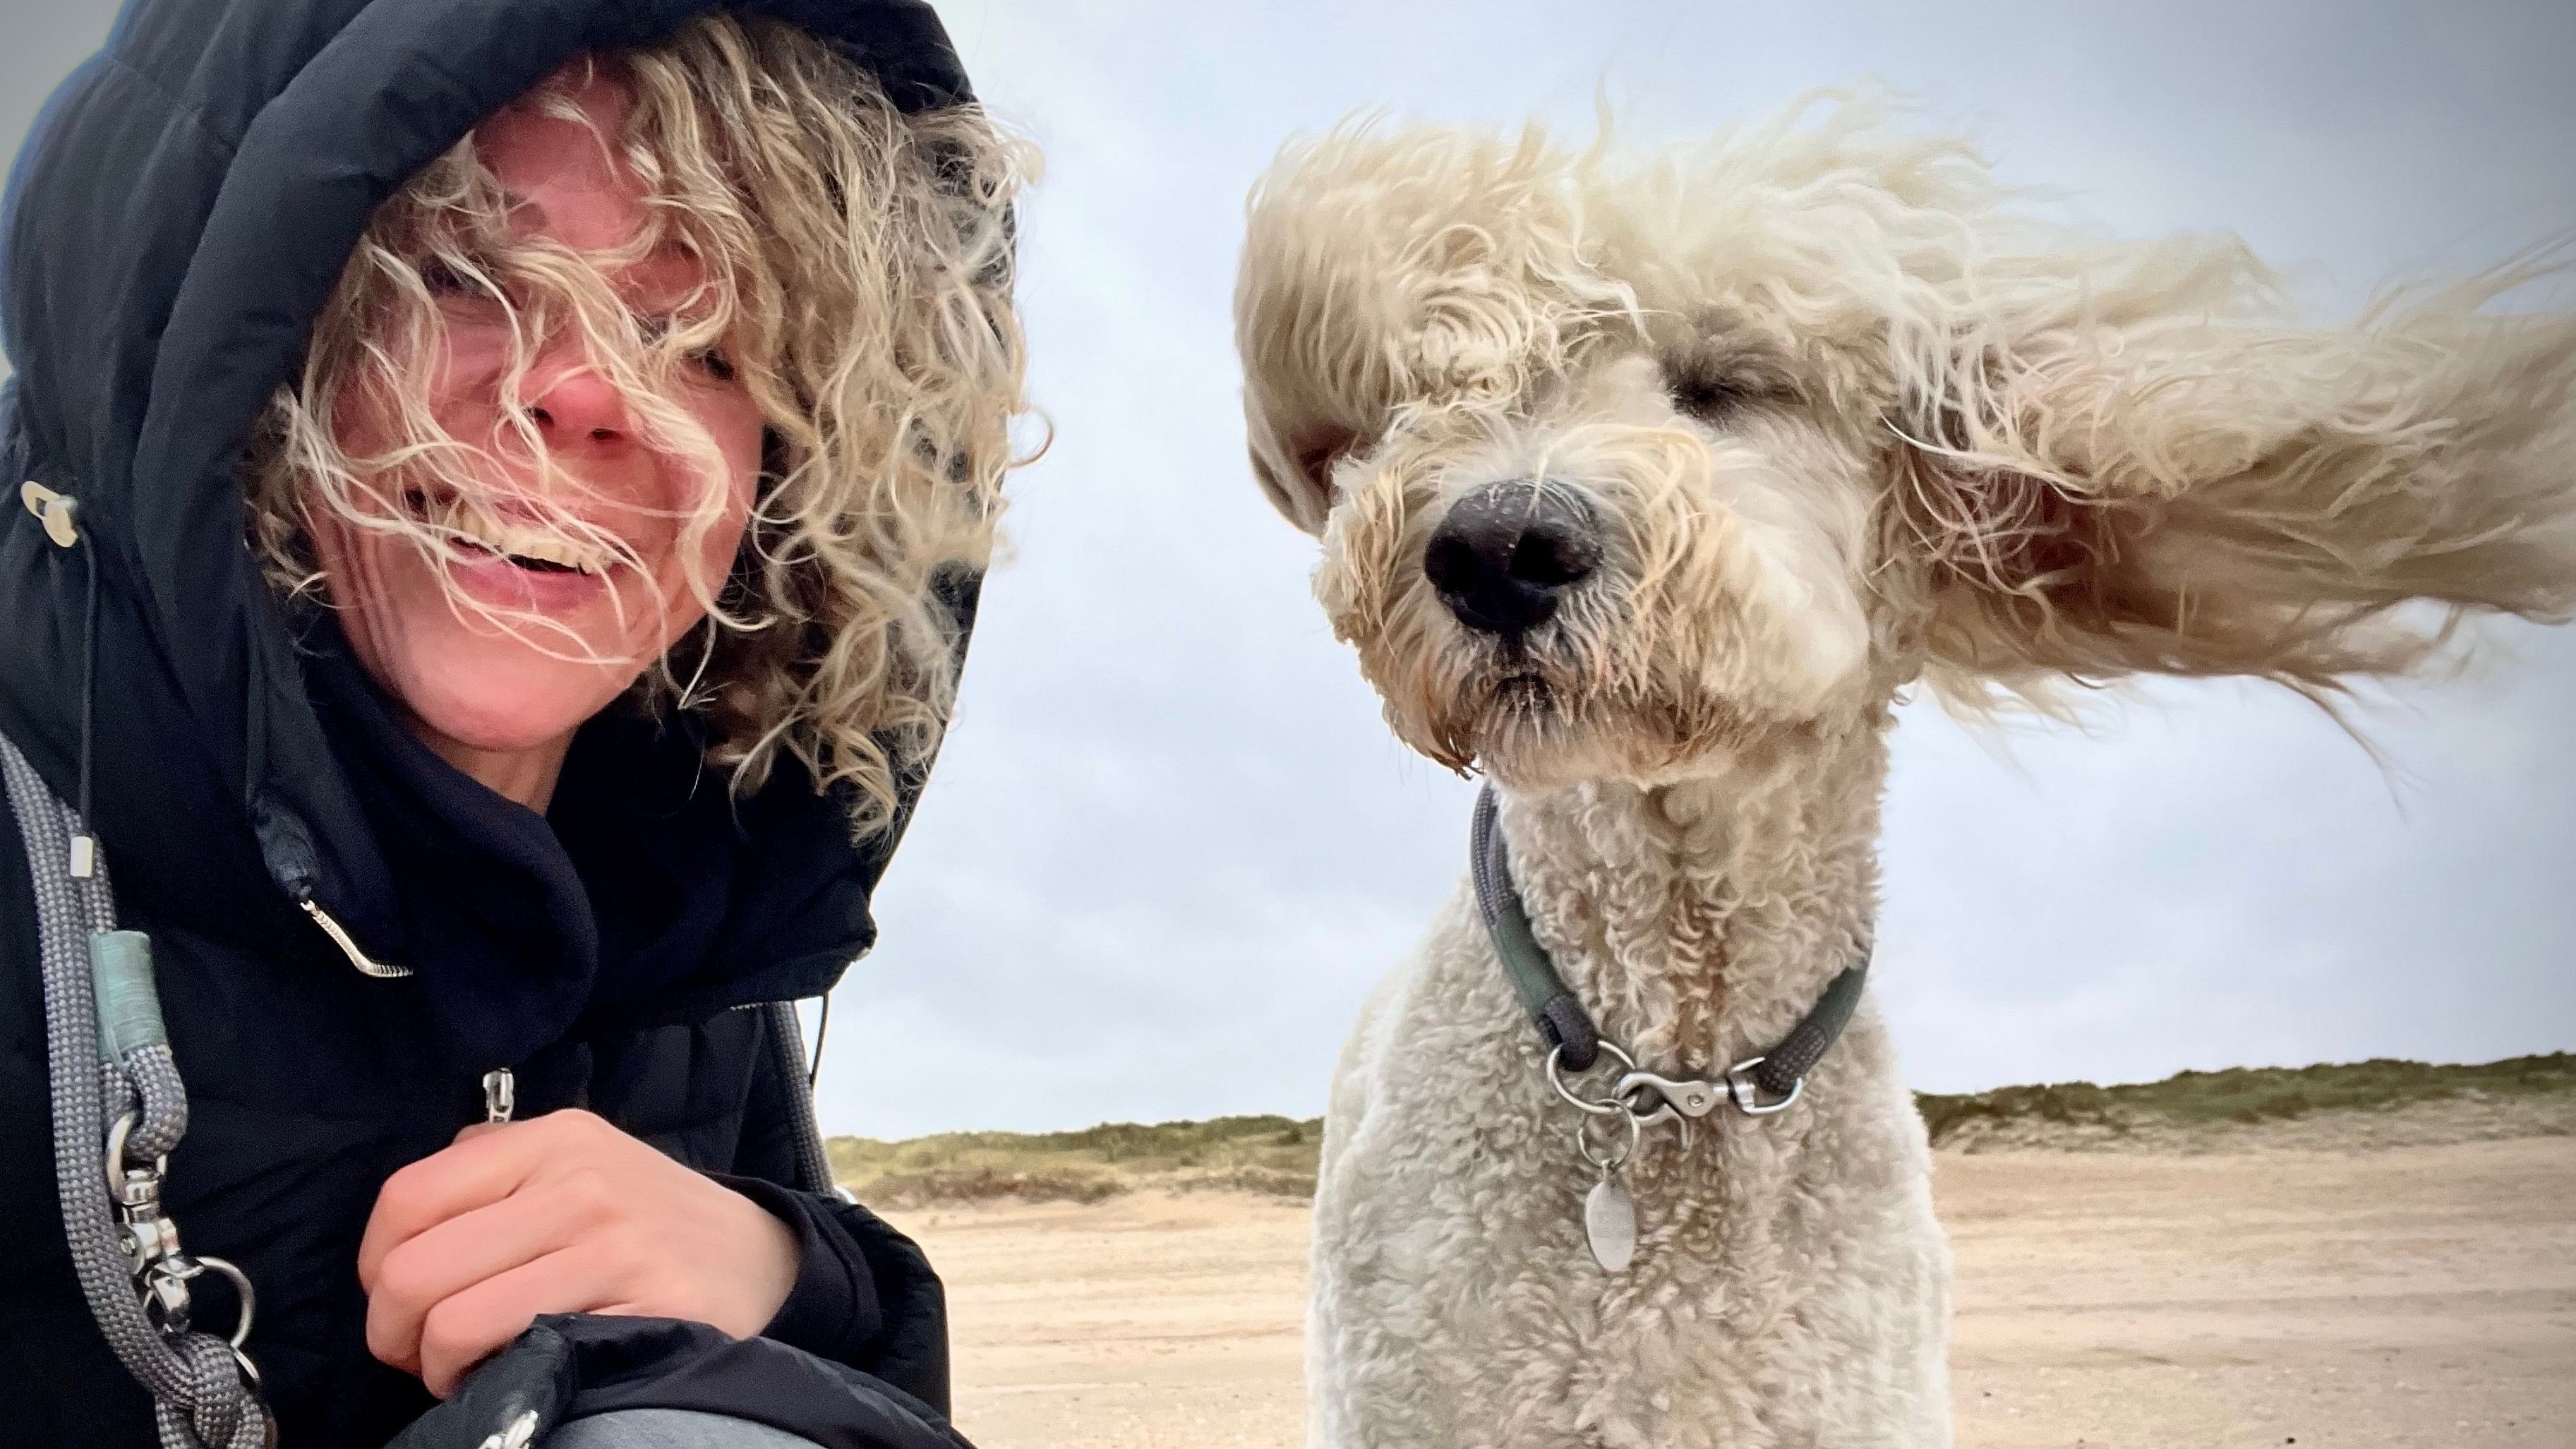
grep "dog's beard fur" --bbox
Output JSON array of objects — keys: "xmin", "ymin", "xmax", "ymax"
[{"xmin": 1345, "ymin": 593, "xmax": 1772, "ymax": 788}]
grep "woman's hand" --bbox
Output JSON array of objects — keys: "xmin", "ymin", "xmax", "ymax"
[{"xmin": 356, "ymin": 1109, "xmax": 801, "ymax": 1397}]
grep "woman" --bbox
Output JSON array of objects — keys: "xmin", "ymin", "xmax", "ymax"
[{"xmin": 0, "ymin": 1, "xmax": 1027, "ymax": 1445}]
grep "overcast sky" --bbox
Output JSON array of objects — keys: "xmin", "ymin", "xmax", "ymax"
[{"xmin": 6, "ymin": 1, "xmax": 2572, "ymax": 1139}]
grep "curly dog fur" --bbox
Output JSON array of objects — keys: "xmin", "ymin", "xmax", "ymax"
[{"xmin": 1233, "ymin": 95, "xmax": 2576, "ymax": 1448}]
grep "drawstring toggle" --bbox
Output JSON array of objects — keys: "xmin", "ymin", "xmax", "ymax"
[{"xmin": 20, "ymin": 481, "xmax": 80, "ymax": 548}]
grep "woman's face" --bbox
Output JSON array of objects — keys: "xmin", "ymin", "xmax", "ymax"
[{"xmin": 312, "ymin": 68, "xmax": 762, "ymax": 767}]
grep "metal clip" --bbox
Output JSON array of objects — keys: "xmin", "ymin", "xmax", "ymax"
[
  {"xmin": 142, "ymin": 1261, "xmax": 195, "ymax": 1335},
  {"xmin": 104, "ymin": 1110, "xmax": 169, "ymax": 1217},
  {"xmin": 1724, "ymin": 1057, "xmax": 1804, "ymax": 1116},
  {"xmin": 1614, "ymin": 1067, "xmax": 1727, "ymax": 1124},
  {"xmin": 104, "ymin": 1111, "xmax": 260, "ymax": 1349},
  {"xmin": 118, "ymin": 1194, "xmax": 182, "ymax": 1271},
  {"xmin": 138, "ymin": 1254, "xmax": 256, "ymax": 1348},
  {"xmin": 106, "ymin": 1114, "xmax": 184, "ymax": 1323}
]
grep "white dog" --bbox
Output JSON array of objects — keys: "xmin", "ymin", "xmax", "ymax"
[{"xmin": 1232, "ymin": 97, "xmax": 2576, "ymax": 1448}]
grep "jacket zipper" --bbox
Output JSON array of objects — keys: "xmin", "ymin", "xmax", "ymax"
[
  {"xmin": 481, "ymin": 1068, "xmax": 515, "ymax": 1126},
  {"xmin": 297, "ymin": 892, "xmax": 522, "ymax": 1129}
]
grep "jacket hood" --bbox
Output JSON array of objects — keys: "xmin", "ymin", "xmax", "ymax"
[{"xmin": 0, "ymin": 0, "xmax": 984, "ymax": 1055}]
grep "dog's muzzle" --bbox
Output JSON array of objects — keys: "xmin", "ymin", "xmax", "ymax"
[{"xmin": 1423, "ymin": 480, "xmax": 1601, "ymax": 640}]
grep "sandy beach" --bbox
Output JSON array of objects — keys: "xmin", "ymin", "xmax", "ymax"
[{"xmin": 884, "ymin": 1134, "xmax": 2575, "ymax": 1448}]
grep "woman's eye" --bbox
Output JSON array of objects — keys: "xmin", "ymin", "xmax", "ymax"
[
  {"xmin": 635, "ymin": 315, "xmax": 736, "ymax": 381},
  {"xmin": 418, "ymin": 257, "xmax": 505, "ymax": 306}
]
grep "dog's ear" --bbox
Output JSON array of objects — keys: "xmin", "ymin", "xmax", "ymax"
[
  {"xmin": 1240, "ymin": 382, "xmax": 1358, "ymax": 538},
  {"xmin": 1894, "ymin": 239, "xmax": 2576, "ymax": 704},
  {"xmin": 1235, "ymin": 123, "xmax": 1634, "ymax": 536}
]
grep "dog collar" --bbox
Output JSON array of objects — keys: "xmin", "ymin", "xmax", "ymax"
[
  {"xmin": 1470, "ymin": 781, "xmax": 1873, "ymax": 1272},
  {"xmin": 1468, "ymin": 780, "xmax": 1872, "ymax": 1117}
]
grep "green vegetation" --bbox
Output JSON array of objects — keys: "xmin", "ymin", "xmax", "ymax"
[
  {"xmin": 828, "ymin": 1114, "xmax": 1323, "ymax": 1206},
  {"xmin": 1913, "ymin": 1051, "xmax": 2573, "ymax": 1144},
  {"xmin": 828, "ymin": 1053, "xmax": 2573, "ymax": 1204}
]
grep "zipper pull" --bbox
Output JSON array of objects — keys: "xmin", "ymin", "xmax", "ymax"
[
  {"xmin": 481, "ymin": 1068, "xmax": 515, "ymax": 1126},
  {"xmin": 296, "ymin": 896, "xmax": 415, "ymax": 980}
]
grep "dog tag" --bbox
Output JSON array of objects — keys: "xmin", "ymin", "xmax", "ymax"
[{"xmin": 1584, "ymin": 1171, "xmax": 1636, "ymax": 1272}]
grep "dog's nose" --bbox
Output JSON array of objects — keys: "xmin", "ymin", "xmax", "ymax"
[{"xmin": 1422, "ymin": 480, "xmax": 1601, "ymax": 639}]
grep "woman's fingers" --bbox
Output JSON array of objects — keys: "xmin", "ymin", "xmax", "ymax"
[
  {"xmin": 412, "ymin": 1244, "xmax": 630, "ymax": 1398},
  {"xmin": 359, "ymin": 1110, "xmax": 627, "ymax": 1290},
  {"xmin": 356, "ymin": 1106, "xmax": 800, "ymax": 1395},
  {"xmin": 364, "ymin": 1167, "xmax": 622, "ymax": 1373},
  {"xmin": 358, "ymin": 1117, "xmax": 554, "ymax": 1290}
]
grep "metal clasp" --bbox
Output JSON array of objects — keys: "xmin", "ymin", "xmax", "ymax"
[
  {"xmin": 104, "ymin": 1111, "xmax": 258, "ymax": 1348},
  {"xmin": 105, "ymin": 1110, "xmax": 174, "ymax": 1263},
  {"xmin": 142, "ymin": 1254, "xmax": 258, "ymax": 1349},
  {"xmin": 1723, "ymin": 1057, "xmax": 1804, "ymax": 1116},
  {"xmin": 1612, "ymin": 1059, "xmax": 1805, "ymax": 1122},
  {"xmin": 1613, "ymin": 1066, "xmax": 1727, "ymax": 1124}
]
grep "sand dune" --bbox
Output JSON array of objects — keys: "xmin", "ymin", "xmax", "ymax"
[{"xmin": 884, "ymin": 1135, "xmax": 2575, "ymax": 1448}]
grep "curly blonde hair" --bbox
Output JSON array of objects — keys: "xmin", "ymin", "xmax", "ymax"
[{"xmin": 246, "ymin": 13, "xmax": 1033, "ymax": 836}]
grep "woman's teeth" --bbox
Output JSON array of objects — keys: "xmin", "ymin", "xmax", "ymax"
[{"xmin": 422, "ymin": 498, "xmax": 608, "ymax": 575}]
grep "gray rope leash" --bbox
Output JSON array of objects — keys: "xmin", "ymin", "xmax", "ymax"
[{"xmin": 3, "ymin": 735, "xmax": 272, "ymax": 1449}]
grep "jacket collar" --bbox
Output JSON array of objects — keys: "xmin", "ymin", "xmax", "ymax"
[{"xmin": 300, "ymin": 628, "xmax": 886, "ymax": 1065}]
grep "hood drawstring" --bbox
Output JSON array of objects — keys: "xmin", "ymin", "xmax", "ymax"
[
  {"xmin": 74, "ymin": 515, "xmax": 100, "ymax": 877},
  {"xmin": 23, "ymin": 479, "xmax": 413, "ymax": 983},
  {"xmin": 18, "ymin": 480, "xmax": 100, "ymax": 879}
]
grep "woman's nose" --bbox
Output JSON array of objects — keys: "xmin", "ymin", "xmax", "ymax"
[{"xmin": 517, "ymin": 356, "xmax": 632, "ymax": 449}]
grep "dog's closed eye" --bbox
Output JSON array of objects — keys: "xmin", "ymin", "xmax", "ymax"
[
  {"xmin": 1666, "ymin": 371, "xmax": 1751, "ymax": 423},
  {"xmin": 1661, "ymin": 336, "xmax": 1800, "ymax": 425}
]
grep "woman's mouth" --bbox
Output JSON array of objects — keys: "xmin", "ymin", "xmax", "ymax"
[
  {"xmin": 402, "ymin": 488, "xmax": 620, "ymax": 613},
  {"xmin": 405, "ymin": 488, "xmax": 615, "ymax": 576}
]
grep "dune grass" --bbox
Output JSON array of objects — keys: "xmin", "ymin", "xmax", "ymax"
[
  {"xmin": 829, "ymin": 1052, "xmax": 2573, "ymax": 1204},
  {"xmin": 828, "ymin": 1114, "xmax": 1323, "ymax": 1206},
  {"xmin": 1911, "ymin": 1050, "xmax": 2572, "ymax": 1143}
]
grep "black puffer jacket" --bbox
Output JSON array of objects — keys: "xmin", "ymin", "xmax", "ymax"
[{"xmin": 0, "ymin": 2, "xmax": 986, "ymax": 1445}]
